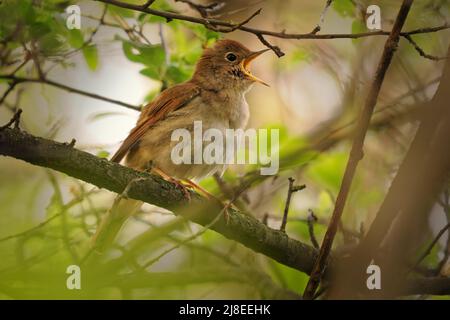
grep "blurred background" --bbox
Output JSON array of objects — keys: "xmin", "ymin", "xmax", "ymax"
[{"xmin": 0, "ymin": 0, "xmax": 449, "ymax": 299}]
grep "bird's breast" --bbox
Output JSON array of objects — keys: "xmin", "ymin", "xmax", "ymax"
[{"xmin": 203, "ymin": 89, "xmax": 250, "ymax": 130}]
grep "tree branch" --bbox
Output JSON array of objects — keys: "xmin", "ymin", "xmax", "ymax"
[
  {"xmin": 412, "ymin": 223, "xmax": 450, "ymax": 272},
  {"xmin": 310, "ymin": 0, "xmax": 333, "ymax": 34},
  {"xmin": 94, "ymin": 0, "xmax": 449, "ymax": 57},
  {"xmin": 303, "ymin": 0, "xmax": 414, "ymax": 300},
  {"xmin": 280, "ymin": 178, "xmax": 305, "ymax": 232},
  {"xmin": 0, "ymin": 126, "xmax": 318, "ymax": 275},
  {"xmin": 329, "ymin": 49, "xmax": 450, "ymax": 298},
  {"xmin": 0, "ymin": 75, "xmax": 140, "ymax": 111},
  {"xmin": 403, "ymin": 34, "xmax": 448, "ymax": 61},
  {"xmin": 0, "ymin": 123, "xmax": 449, "ymax": 297}
]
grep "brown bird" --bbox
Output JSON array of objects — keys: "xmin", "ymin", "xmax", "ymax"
[{"xmin": 93, "ymin": 39, "xmax": 268, "ymax": 249}]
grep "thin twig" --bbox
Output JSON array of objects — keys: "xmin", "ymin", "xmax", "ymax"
[
  {"xmin": 256, "ymin": 33, "xmax": 284, "ymax": 57},
  {"xmin": 141, "ymin": 0, "xmax": 156, "ymax": 9},
  {"xmin": 141, "ymin": 208, "xmax": 223, "ymax": 268},
  {"xmin": 0, "ymin": 81, "xmax": 18, "ymax": 106},
  {"xmin": 265, "ymin": 212, "xmax": 361, "ymax": 240},
  {"xmin": 0, "ymin": 75, "xmax": 140, "ymax": 111},
  {"xmin": 175, "ymin": 0, "xmax": 224, "ymax": 18},
  {"xmin": 142, "ymin": 194, "xmax": 239, "ymax": 269},
  {"xmin": 226, "ymin": 9, "xmax": 262, "ymax": 32},
  {"xmin": 412, "ymin": 223, "xmax": 450, "ymax": 272},
  {"xmin": 133, "ymin": 215, "xmax": 239, "ymax": 266},
  {"xmin": 311, "ymin": 0, "xmax": 333, "ymax": 34},
  {"xmin": 303, "ymin": 0, "xmax": 415, "ymax": 300},
  {"xmin": 403, "ymin": 34, "xmax": 448, "ymax": 61},
  {"xmin": 307, "ymin": 209, "xmax": 320, "ymax": 249},
  {"xmin": 28, "ymin": 41, "xmax": 45, "ymax": 80},
  {"xmin": 95, "ymin": 0, "xmax": 449, "ymax": 57},
  {"xmin": 280, "ymin": 178, "xmax": 306, "ymax": 232},
  {"xmin": 0, "ymin": 108, "xmax": 22, "ymax": 130}
]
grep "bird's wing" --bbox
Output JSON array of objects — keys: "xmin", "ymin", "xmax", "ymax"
[{"xmin": 110, "ymin": 81, "xmax": 201, "ymax": 163}]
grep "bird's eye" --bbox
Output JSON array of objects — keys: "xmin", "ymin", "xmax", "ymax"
[{"xmin": 225, "ymin": 53, "xmax": 237, "ymax": 62}]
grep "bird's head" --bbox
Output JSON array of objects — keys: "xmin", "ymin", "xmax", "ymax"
[{"xmin": 193, "ymin": 39, "xmax": 269, "ymax": 91}]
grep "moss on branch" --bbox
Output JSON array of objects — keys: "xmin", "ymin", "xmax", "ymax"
[{"xmin": 0, "ymin": 127, "xmax": 318, "ymax": 275}]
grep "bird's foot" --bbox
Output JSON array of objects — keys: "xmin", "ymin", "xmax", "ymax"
[
  {"xmin": 170, "ymin": 177, "xmax": 192, "ymax": 201},
  {"xmin": 152, "ymin": 167, "xmax": 191, "ymax": 201},
  {"xmin": 183, "ymin": 179, "xmax": 233, "ymax": 224},
  {"xmin": 222, "ymin": 201, "xmax": 232, "ymax": 224}
]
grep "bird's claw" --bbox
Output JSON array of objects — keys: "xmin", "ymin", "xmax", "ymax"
[
  {"xmin": 222, "ymin": 201, "xmax": 232, "ymax": 224},
  {"xmin": 169, "ymin": 178, "xmax": 191, "ymax": 201}
]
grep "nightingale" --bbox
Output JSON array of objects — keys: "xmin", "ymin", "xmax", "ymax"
[{"xmin": 92, "ymin": 39, "xmax": 268, "ymax": 249}]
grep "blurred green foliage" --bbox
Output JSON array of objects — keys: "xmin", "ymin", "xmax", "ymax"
[{"xmin": 0, "ymin": 0, "xmax": 449, "ymax": 300}]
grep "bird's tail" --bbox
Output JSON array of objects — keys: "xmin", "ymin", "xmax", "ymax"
[{"xmin": 91, "ymin": 197, "xmax": 142, "ymax": 252}]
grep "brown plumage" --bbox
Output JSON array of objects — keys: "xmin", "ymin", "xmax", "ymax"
[
  {"xmin": 93, "ymin": 40, "xmax": 268, "ymax": 249},
  {"xmin": 110, "ymin": 82, "xmax": 201, "ymax": 164},
  {"xmin": 111, "ymin": 39, "xmax": 268, "ymax": 180}
]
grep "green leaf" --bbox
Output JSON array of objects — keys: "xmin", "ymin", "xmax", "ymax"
[
  {"xmin": 96, "ymin": 150, "xmax": 110, "ymax": 159},
  {"xmin": 332, "ymin": 0, "xmax": 354, "ymax": 17},
  {"xmin": 166, "ymin": 64, "xmax": 191, "ymax": 84},
  {"xmin": 351, "ymin": 19, "xmax": 366, "ymax": 43},
  {"xmin": 140, "ymin": 44, "xmax": 165, "ymax": 66},
  {"xmin": 278, "ymin": 47, "xmax": 311, "ymax": 70},
  {"xmin": 67, "ymin": 29, "xmax": 84, "ymax": 48},
  {"xmin": 122, "ymin": 40, "xmax": 165, "ymax": 67},
  {"xmin": 82, "ymin": 45, "xmax": 98, "ymax": 70},
  {"xmin": 39, "ymin": 33, "xmax": 66, "ymax": 56},
  {"xmin": 30, "ymin": 22, "xmax": 51, "ymax": 39},
  {"xmin": 140, "ymin": 66, "xmax": 161, "ymax": 80}
]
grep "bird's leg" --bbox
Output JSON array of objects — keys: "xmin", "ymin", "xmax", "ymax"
[
  {"xmin": 183, "ymin": 179, "xmax": 232, "ymax": 224},
  {"xmin": 152, "ymin": 167, "xmax": 191, "ymax": 201}
]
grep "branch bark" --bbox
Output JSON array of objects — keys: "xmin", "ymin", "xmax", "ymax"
[
  {"xmin": 0, "ymin": 127, "xmax": 318, "ymax": 275},
  {"xmin": 303, "ymin": 0, "xmax": 414, "ymax": 299},
  {"xmin": 0, "ymin": 125, "xmax": 449, "ymax": 297},
  {"xmin": 329, "ymin": 48, "xmax": 450, "ymax": 298}
]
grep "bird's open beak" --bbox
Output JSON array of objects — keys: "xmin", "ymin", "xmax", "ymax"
[{"xmin": 241, "ymin": 49, "xmax": 270, "ymax": 87}]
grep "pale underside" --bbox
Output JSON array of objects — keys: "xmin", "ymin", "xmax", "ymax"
[{"xmin": 125, "ymin": 86, "xmax": 251, "ymax": 181}]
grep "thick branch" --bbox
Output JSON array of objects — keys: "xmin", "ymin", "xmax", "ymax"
[
  {"xmin": 0, "ymin": 125, "xmax": 449, "ymax": 297},
  {"xmin": 0, "ymin": 127, "xmax": 318, "ymax": 275}
]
